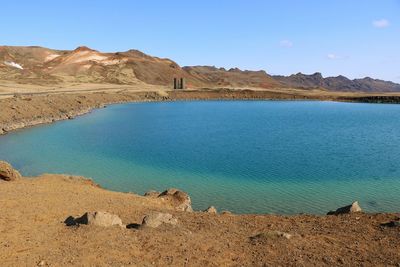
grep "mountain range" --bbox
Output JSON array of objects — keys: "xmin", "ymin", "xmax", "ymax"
[{"xmin": 1, "ymin": 45, "xmax": 399, "ymax": 92}]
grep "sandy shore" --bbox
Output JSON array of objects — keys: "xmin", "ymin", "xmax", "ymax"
[{"xmin": 1, "ymin": 172, "xmax": 399, "ymax": 266}]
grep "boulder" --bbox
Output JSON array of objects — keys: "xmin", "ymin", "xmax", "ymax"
[
  {"xmin": 204, "ymin": 206, "xmax": 217, "ymax": 214},
  {"xmin": 327, "ymin": 201, "xmax": 362, "ymax": 215},
  {"xmin": 0, "ymin": 161, "xmax": 22, "ymax": 181},
  {"xmin": 73, "ymin": 211, "xmax": 123, "ymax": 227},
  {"xmin": 141, "ymin": 212, "xmax": 178, "ymax": 228},
  {"xmin": 158, "ymin": 188, "xmax": 193, "ymax": 212}
]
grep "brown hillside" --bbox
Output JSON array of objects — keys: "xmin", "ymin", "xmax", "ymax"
[
  {"xmin": 0, "ymin": 46, "xmax": 279, "ymax": 88},
  {"xmin": 1, "ymin": 45, "xmax": 400, "ymax": 92},
  {"xmin": 183, "ymin": 66, "xmax": 281, "ymax": 89}
]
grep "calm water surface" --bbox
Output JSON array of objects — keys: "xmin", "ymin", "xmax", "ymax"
[{"xmin": 1, "ymin": 101, "xmax": 400, "ymax": 214}]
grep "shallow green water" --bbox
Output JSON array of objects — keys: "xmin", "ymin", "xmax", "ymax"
[{"xmin": 1, "ymin": 101, "xmax": 400, "ymax": 214}]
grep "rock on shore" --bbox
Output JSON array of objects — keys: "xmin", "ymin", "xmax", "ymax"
[
  {"xmin": 204, "ymin": 206, "xmax": 218, "ymax": 214},
  {"xmin": 147, "ymin": 188, "xmax": 193, "ymax": 212},
  {"xmin": 141, "ymin": 212, "xmax": 178, "ymax": 228},
  {"xmin": 0, "ymin": 161, "xmax": 21, "ymax": 181},
  {"xmin": 67, "ymin": 211, "xmax": 124, "ymax": 227},
  {"xmin": 327, "ymin": 201, "xmax": 362, "ymax": 215}
]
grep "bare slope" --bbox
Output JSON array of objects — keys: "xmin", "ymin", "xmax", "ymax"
[
  {"xmin": 0, "ymin": 45, "xmax": 282, "ymax": 89},
  {"xmin": 1, "ymin": 45, "xmax": 400, "ymax": 92},
  {"xmin": 273, "ymin": 72, "xmax": 400, "ymax": 92}
]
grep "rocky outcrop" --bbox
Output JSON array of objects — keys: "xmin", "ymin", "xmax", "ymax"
[
  {"xmin": 0, "ymin": 161, "xmax": 21, "ymax": 181},
  {"xmin": 0, "ymin": 107, "xmax": 93, "ymax": 135},
  {"xmin": 0, "ymin": 92, "xmax": 169, "ymax": 136},
  {"xmin": 327, "ymin": 201, "xmax": 362, "ymax": 215},
  {"xmin": 204, "ymin": 206, "xmax": 217, "ymax": 214},
  {"xmin": 158, "ymin": 188, "xmax": 193, "ymax": 212},
  {"xmin": 67, "ymin": 211, "xmax": 124, "ymax": 227},
  {"xmin": 141, "ymin": 212, "xmax": 178, "ymax": 228}
]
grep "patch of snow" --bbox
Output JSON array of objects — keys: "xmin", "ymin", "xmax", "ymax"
[{"xmin": 4, "ymin": 61, "xmax": 23, "ymax": 70}]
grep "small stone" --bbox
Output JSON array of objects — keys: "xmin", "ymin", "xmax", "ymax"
[
  {"xmin": 204, "ymin": 206, "xmax": 217, "ymax": 214},
  {"xmin": 275, "ymin": 231, "xmax": 292, "ymax": 239},
  {"xmin": 141, "ymin": 212, "xmax": 178, "ymax": 228},
  {"xmin": 250, "ymin": 231, "xmax": 293, "ymax": 243},
  {"xmin": 337, "ymin": 258, "xmax": 345, "ymax": 264}
]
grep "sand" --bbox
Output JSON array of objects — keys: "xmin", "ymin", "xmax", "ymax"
[{"xmin": 0, "ymin": 174, "xmax": 399, "ymax": 266}]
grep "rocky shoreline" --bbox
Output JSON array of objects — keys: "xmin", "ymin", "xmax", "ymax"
[
  {"xmin": 0, "ymin": 88, "xmax": 317, "ymax": 135},
  {"xmin": 2, "ymin": 88, "xmax": 400, "ymax": 136},
  {"xmin": 0, "ymin": 91, "xmax": 167, "ymax": 135}
]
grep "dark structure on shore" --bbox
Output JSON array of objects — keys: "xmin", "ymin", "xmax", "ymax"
[{"xmin": 173, "ymin": 78, "xmax": 186, "ymax": 89}]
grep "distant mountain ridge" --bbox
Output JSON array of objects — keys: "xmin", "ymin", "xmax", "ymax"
[
  {"xmin": 0, "ymin": 45, "xmax": 399, "ymax": 92},
  {"xmin": 273, "ymin": 72, "xmax": 400, "ymax": 92}
]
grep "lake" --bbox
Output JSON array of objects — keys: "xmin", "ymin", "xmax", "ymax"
[{"xmin": 1, "ymin": 100, "xmax": 400, "ymax": 214}]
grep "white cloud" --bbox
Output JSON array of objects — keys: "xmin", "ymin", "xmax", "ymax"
[
  {"xmin": 279, "ymin": 40, "xmax": 293, "ymax": 48},
  {"xmin": 327, "ymin": 54, "xmax": 339, "ymax": 60},
  {"xmin": 372, "ymin": 19, "xmax": 390, "ymax": 28},
  {"xmin": 327, "ymin": 54, "xmax": 348, "ymax": 60}
]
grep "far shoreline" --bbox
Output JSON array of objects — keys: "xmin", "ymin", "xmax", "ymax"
[{"xmin": 2, "ymin": 88, "xmax": 400, "ymax": 135}]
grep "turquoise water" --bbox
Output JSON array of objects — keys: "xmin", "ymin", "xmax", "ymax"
[{"xmin": 1, "ymin": 101, "xmax": 400, "ymax": 214}]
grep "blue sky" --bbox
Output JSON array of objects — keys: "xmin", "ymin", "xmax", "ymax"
[{"xmin": 1, "ymin": 0, "xmax": 399, "ymax": 82}]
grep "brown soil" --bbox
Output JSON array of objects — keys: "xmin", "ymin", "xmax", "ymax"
[{"xmin": 0, "ymin": 175, "xmax": 399, "ymax": 266}]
